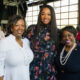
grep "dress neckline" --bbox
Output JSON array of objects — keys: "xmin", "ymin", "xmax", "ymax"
[{"xmin": 9, "ymin": 34, "xmax": 24, "ymax": 49}]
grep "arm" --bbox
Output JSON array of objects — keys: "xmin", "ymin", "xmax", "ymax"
[
  {"xmin": 0, "ymin": 40, "xmax": 6, "ymax": 80},
  {"xmin": 0, "ymin": 77, "xmax": 3, "ymax": 80}
]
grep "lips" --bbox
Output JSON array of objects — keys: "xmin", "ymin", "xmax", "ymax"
[
  {"xmin": 44, "ymin": 19, "xmax": 48, "ymax": 22},
  {"xmin": 66, "ymin": 40, "xmax": 71, "ymax": 44}
]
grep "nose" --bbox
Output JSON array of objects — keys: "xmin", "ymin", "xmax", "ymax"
[
  {"xmin": 44, "ymin": 14, "xmax": 48, "ymax": 18},
  {"xmin": 18, "ymin": 26, "xmax": 21, "ymax": 30},
  {"xmin": 65, "ymin": 35, "xmax": 69, "ymax": 40}
]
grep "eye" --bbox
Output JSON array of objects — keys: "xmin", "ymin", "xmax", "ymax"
[
  {"xmin": 41, "ymin": 13, "xmax": 45, "ymax": 16},
  {"xmin": 48, "ymin": 14, "xmax": 51, "ymax": 16},
  {"xmin": 15, "ymin": 24, "xmax": 19, "ymax": 27},
  {"xmin": 21, "ymin": 25, "xmax": 25, "ymax": 27},
  {"xmin": 68, "ymin": 34, "xmax": 72, "ymax": 37},
  {"xmin": 63, "ymin": 34, "xmax": 72, "ymax": 38}
]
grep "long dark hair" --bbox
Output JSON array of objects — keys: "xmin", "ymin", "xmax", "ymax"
[{"xmin": 35, "ymin": 4, "xmax": 57, "ymax": 45}]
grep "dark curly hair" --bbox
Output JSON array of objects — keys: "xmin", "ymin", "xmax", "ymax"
[{"xmin": 61, "ymin": 25, "xmax": 77, "ymax": 38}]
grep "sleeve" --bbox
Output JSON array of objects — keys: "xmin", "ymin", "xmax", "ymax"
[{"xmin": 0, "ymin": 40, "xmax": 6, "ymax": 76}]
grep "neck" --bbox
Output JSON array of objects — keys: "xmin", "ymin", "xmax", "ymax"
[
  {"xmin": 65, "ymin": 43, "xmax": 76, "ymax": 52},
  {"xmin": 16, "ymin": 37, "xmax": 21, "ymax": 41},
  {"xmin": 16, "ymin": 37, "xmax": 23, "ymax": 47},
  {"xmin": 41, "ymin": 23, "xmax": 49, "ymax": 27}
]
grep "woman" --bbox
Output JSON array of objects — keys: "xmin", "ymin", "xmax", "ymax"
[
  {"xmin": 0, "ymin": 15, "xmax": 34, "ymax": 80},
  {"xmin": 26, "ymin": 4, "xmax": 57, "ymax": 80},
  {"xmin": 0, "ymin": 27, "xmax": 5, "ymax": 40},
  {"xmin": 55, "ymin": 26, "xmax": 80, "ymax": 80},
  {"xmin": 76, "ymin": 25, "xmax": 80, "ymax": 44}
]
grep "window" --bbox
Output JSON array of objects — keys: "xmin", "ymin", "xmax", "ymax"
[
  {"xmin": 26, "ymin": 5, "xmax": 39, "ymax": 26},
  {"xmin": 26, "ymin": 0, "xmax": 78, "ymax": 29},
  {"xmin": 53, "ymin": 0, "xmax": 78, "ymax": 28}
]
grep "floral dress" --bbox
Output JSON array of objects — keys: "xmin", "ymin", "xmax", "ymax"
[{"xmin": 26, "ymin": 25, "xmax": 56, "ymax": 80}]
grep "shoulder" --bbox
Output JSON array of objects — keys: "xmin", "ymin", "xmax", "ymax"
[
  {"xmin": 0, "ymin": 35, "xmax": 10, "ymax": 44},
  {"xmin": 0, "ymin": 35, "xmax": 10, "ymax": 51}
]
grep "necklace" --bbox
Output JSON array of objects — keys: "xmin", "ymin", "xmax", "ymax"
[{"xmin": 60, "ymin": 43, "xmax": 76, "ymax": 65}]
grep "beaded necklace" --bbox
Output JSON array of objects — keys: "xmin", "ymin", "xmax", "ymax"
[{"xmin": 60, "ymin": 43, "xmax": 76, "ymax": 65}]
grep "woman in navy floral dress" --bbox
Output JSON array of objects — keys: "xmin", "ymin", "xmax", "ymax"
[{"xmin": 26, "ymin": 5, "xmax": 57, "ymax": 80}]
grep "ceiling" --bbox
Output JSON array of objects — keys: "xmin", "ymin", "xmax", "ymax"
[
  {"xmin": 27, "ymin": 0, "xmax": 59, "ymax": 6},
  {"xmin": 2, "ymin": 0, "xmax": 59, "ymax": 6},
  {"xmin": 0, "ymin": 0, "xmax": 59, "ymax": 25}
]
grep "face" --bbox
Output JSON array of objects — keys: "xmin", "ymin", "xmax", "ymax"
[
  {"xmin": 62, "ymin": 30, "xmax": 75, "ymax": 47},
  {"xmin": 11, "ymin": 19, "xmax": 25, "ymax": 38},
  {"xmin": 44, "ymin": 32, "xmax": 50, "ymax": 41},
  {"xmin": 41, "ymin": 8, "xmax": 51, "ymax": 25},
  {"xmin": 27, "ymin": 30, "xmax": 33, "ymax": 38}
]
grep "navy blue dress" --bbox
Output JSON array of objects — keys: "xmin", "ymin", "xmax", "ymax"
[{"xmin": 55, "ymin": 44, "xmax": 80, "ymax": 80}]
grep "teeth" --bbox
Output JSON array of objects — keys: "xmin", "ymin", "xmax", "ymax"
[
  {"xmin": 44, "ymin": 20, "xmax": 48, "ymax": 21},
  {"xmin": 18, "ymin": 31, "xmax": 22, "ymax": 33},
  {"xmin": 66, "ymin": 40, "xmax": 71, "ymax": 44},
  {"xmin": 44, "ymin": 19, "xmax": 48, "ymax": 21}
]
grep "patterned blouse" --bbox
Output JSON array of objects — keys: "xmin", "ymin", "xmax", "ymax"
[{"xmin": 26, "ymin": 25, "xmax": 56, "ymax": 80}]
